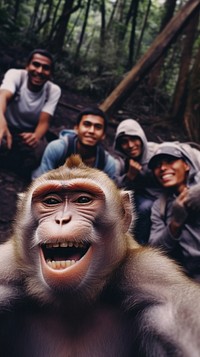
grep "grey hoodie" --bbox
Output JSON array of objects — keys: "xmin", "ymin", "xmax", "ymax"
[
  {"xmin": 114, "ymin": 119, "xmax": 160, "ymax": 196},
  {"xmin": 149, "ymin": 142, "xmax": 200, "ymax": 281}
]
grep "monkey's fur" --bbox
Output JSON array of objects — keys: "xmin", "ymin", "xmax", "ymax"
[{"xmin": 0, "ymin": 155, "xmax": 200, "ymax": 356}]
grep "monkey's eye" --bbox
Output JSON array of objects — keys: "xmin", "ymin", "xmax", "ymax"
[
  {"xmin": 75, "ymin": 195, "xmax": 92, "ymax": 204},
  {"xmin": 43, "ymin": 196, "xmax": 61, "ymax": 205}
]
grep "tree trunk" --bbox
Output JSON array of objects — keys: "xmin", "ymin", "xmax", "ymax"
[
  {"xmin": 75, "ymin": 0, "xmax": 91, "ymax": 59},
  {"xmin": 123, "ymin": 0, "xmax": 136, "ymax": 42},
  {"xmin": 50, "ymin": 0, "xmax": 73, "ymax": 53},
  {"xmin": 100, "ymin": 0, "xmax": 200, "ymax": 114},
  {"xmin": 127, "ymin": 0, "xmax": 140, "ymax": 68},
  {"xmin": 148, "ymin": 0, "xmax": 177, "ymax": 88},
  {"xmin": 35, "ymin": 0, "xmax": 53, "ymax": 35},
  {"xmin": 48, "ymin": 0, "xmax": 62, "ymax": 42},
  {"xmin": 100, "ymin": 0, "xmax": 106, "ymax": 48},
  {"xmin": 107, "ymin": 0, "xmax": 119, "ymax": 31},
  {"xmin": 171, "ymin": 10, "xmax": 199, "ymax": 122},
  {"xmin": 14, "ymin": 0, "xmax": 21, "ymax": 21},
  {"xmin": 97, "ymin": 0, "xmax": 106, "ymax": 75},
  {"xmin": 135, "ymin": 0, "xmax": 152, "ymax": 60},
  {"xmin": 50, "ymin": 0, "xmax": 82, "ymax": 53},
  {"xmin": 184, "ymin": 45, "xmax": 200, "ymax": 142},
  {"xmin": 29, "ymin": 0, "xmax": 41, "ymax": 30}
]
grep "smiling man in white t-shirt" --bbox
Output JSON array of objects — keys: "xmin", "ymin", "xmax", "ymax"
[{"xmin": 0, "ymin": 49, "xmax": 61, "ymax": 178}]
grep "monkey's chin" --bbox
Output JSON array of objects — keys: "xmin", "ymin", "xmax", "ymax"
[{"xmin": 39, "ymin": 243, "xmax": 93, "ymax": 289}]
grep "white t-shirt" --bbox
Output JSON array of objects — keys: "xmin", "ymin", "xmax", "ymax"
[{"xmin": 0, "ymin": 69, "xmax": 61, "ymax": 131}]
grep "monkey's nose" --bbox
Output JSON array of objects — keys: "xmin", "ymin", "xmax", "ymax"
[{"xmin": 55, "ymin": 215, "xmax": 72, "ymax": 225}]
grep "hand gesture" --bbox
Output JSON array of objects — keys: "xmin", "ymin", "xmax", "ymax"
[
  {"xmin": 185, "ymin": 184, "xmax": 200, "ymax": 211},
  {"xmin": 172, "ymin": 187, "xmax": 188, "ymax": 225},
  {"xmin": 126, "ymin": 159, "xmax": 142, "ymax": 180},
  {"xmin": 20, "ymin": 132, "xmax": 39, "ymax": 148}
]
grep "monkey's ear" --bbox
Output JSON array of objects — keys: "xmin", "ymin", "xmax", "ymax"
[
  {"xmin": 17, "ymin": 192, "xmax": 26, "ymax": 200},
  {"xmin": 120, "ymin": 191, "xmax": 134, "ymax": 233}
]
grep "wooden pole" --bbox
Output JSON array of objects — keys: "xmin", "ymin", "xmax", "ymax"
[{"xmin": 100, "ymin": 0, "xmax": 200, "ymax": 113}]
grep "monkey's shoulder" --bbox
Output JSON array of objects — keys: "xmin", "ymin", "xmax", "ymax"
[{"xmin": 117, "ymin": 245, "xmax": 200, "ymax": 307}]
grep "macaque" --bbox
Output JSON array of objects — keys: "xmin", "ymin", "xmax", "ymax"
[{"xmin": 0, "ymin": 155, "xmax": 200, "ymax": 356}]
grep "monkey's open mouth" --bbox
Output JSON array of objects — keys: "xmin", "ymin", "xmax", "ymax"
[{"xmin": 41, "ymin": 242, "xmax": 90, "ymax": 270}]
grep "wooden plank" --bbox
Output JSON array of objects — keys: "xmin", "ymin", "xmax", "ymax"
[{"xmin": 100, "ymin": 0, "xmax": 200, "ymax": 113}]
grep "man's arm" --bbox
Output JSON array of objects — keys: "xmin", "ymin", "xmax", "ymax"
[
  {"xmin": 35, "ymin": 112, "xmax": 51, "ymax": 139},
  {"xmin": 149, "ymin": 190, "xmax": 189, "ymax": 250},
  {"xmin": 0, "ymin": 89, "xmax": 13, "ymax": 148},
  {"xmin": 149, "ymin": 198, "xmax": 180, "ymax": 250},
  {"xmin": 20, "ymin": 112, "xmax": 51, "ymax": 148}
]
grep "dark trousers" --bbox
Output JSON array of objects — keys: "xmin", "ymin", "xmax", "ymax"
[
  {"xmin": 133, "ymin": 194, "xmax": 156, "ymax": 245},
  {"xmin": 0, "ymin": 131, "xmax": 47, "ymax": 179}
]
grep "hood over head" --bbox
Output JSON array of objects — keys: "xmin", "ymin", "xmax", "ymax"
[{"xmin": 114, "ymin": 119, "xmax": 149, "ymax": 163}]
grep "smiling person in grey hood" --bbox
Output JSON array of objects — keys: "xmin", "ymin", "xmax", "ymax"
[
  {"xmin": 148, "ymin": 142, "xmax": 200, "ymax": 282},
  {"xmin": 114, "ymin": 119, "xmax": 160, "ymax": 244}
]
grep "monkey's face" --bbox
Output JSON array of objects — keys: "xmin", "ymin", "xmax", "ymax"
[
  {"xmin": 16, "ymin": 157, "xmax": 133, "ymax": 301},
  {"xmin": 31, "ymin": 180, "xmax": 107, "ymax": 289}
]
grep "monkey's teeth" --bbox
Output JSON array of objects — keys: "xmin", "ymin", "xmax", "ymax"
[
  {"xmin": 60, "ymin": 242, "xmax": 68, "ymax": 247},
  {"xmin": 41, "ymin": 241, "xmax": 89, "ymax": 266},
  {"xmin": 46, "ymin": 259, "xmax": 76, "ymax": 269},
  {"xmin": 45, "ymin": 242, "xmax": 84, "ymax": 248}
]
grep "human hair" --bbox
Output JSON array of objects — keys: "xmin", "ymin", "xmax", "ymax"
[
  {"xmin": 76, "ymin": 107, "xmax": 108, "ymax": 132},
  {"xmin": 26, "ymin": 49, "xmax": 54, "ymax": 71}
]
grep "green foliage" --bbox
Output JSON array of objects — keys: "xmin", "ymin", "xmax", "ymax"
[{"xmin": 0, "ymin": 0, "xmax": 199, "ymax": 104}]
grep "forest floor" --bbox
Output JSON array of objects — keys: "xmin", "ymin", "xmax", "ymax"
[{"xmin": 0, "ymin": 86, "xmax": 190, "ymax": 241}]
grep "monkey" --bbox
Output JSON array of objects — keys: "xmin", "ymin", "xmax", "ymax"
[{"xmin": 0, "ymin": 155, "xmax": 200, "ymax": 356}]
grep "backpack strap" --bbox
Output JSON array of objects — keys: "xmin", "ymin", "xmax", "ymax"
[
  {"xmin": 66, "ymin": 134, "xmax": 76, "ymax": 157},
  {"xmin": 12, "ymin": 70, "xmax": 26, "ymax": 100},
  {"xmin": 96, "ymin": 145, "xmax": 106, "ymax": 170},
  {"xmin": 60, "ymin": 133, "xmax": 76, "ymax": 166}
]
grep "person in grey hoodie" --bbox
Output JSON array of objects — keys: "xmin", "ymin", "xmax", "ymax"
[
  {"xmin": 148, "ymin": 142, "xmax": 200, "ymax": 282},
  {"xmin": 114, "ymin": 119, "xmax": 160, "ymax": 244}
]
